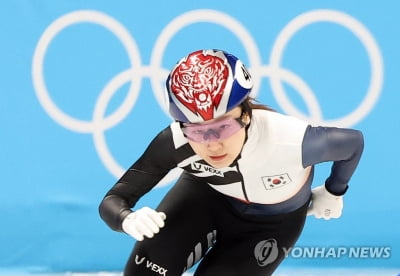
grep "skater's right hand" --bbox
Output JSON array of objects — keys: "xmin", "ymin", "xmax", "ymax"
[{"xmin": 122, "ymin": 207, "xmax": 166, "ymax": 241}]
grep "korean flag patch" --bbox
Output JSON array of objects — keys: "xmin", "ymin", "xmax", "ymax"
[{"xmin": 262, "ymin": 173, "xmax": 292, "ymax": 190}]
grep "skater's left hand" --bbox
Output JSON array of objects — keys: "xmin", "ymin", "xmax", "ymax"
[{"xmin": 307, "ymin": 185, "xmax": 343, "ymax": 220}]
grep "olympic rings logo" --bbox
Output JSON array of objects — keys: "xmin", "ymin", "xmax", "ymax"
[{"xmin": 32, "ymin": 9, "xmax": 383, "ymax": 184}]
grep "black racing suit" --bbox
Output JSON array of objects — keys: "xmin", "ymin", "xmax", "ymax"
[{"xmin": 99, "ymin": 110, "xmax": 364, "ymax": 276}]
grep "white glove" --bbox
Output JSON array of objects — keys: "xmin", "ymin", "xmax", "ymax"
[
  {"xmin": 122, "ymin": 207, "xmax": 166, "ymax": 241},
  {"xmin": 307, "ymin": 185, "xmax": 343, "ymax": 220}
]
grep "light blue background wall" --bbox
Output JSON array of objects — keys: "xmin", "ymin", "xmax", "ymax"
[{"xmin": 1, "ymin": 0, "xmax": 399, "ymax": 273}]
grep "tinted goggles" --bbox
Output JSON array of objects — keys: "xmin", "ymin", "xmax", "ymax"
[{"xmin": 182, "ymin": 117, "xmax": 246, "ymax": 143}]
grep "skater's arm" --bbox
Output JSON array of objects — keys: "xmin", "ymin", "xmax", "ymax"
[
  {"xmin": 302, "ymin": 125, "xmax": 364, "ymax": 195},
  {"xmin": 99, "ymin": 127, "xmax": 176, "ymax": 231}
]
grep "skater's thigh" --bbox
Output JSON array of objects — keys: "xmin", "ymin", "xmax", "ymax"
[{"xmin": 193, "ymin": 200, "xmax": 310, "ymax": 276}]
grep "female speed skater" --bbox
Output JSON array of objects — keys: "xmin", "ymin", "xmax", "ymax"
[{"xmin": 99, "ymin": 49, "xmax": 364, "ymax": 276}]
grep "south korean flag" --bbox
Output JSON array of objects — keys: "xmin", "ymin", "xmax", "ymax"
[{"xmin": 262, "ymin": 173, "xmax": 292, "ymax": 190}]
